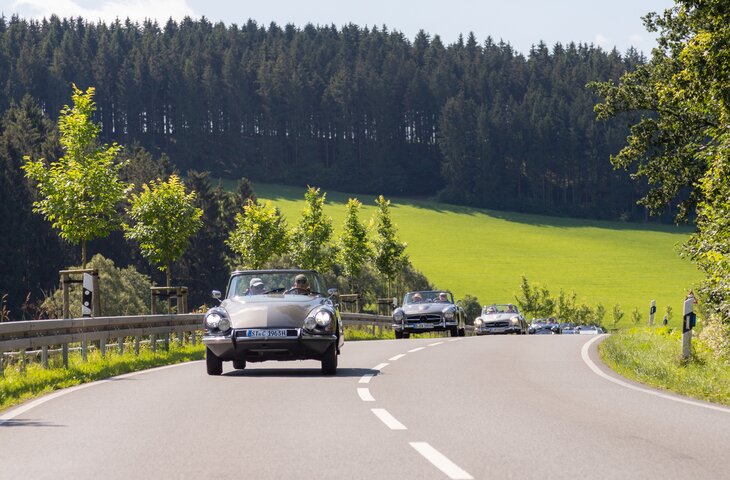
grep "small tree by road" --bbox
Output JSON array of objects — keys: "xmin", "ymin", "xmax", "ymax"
[
  {"xmin": 227, "ymin": 199, "xmax": 289, "ymax": 270},
  {"xmin": 290, "ymin": 186, "xmax": 335, "ymax": 272},
  {"xmin": 123, "ymin": 174, "xmax": 203, "ymax": 287},
  {"xmin": 337, "ymin": 198, "xmax": 372, "ymax": 292},
  {"xmin": 371, "ymin": 195, "xmax": 408, "ymax": 297},
  {"xmin": 22, "ymin": 85, "xmax": 130, "ymax": 267}
]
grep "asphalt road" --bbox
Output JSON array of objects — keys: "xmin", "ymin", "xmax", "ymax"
[{"xmin": 2, "ymin": 334, "xmax": 730, "ymax": 479}]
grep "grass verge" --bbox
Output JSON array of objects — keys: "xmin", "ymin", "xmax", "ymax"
[{"xmin": 599, "ymin": 327, "xmax": 730, "ymax": 406}]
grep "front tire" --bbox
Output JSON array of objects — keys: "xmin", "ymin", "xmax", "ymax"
[
  {"xmin": 321, "ymin": 344, "xmax": 338, "ymax": 375},
  {"xmin": 395, "ymin": 330, "xmax": 403, "ymax": 339},
  {"xmin": 206, "ymin": 347, "xmax": 223, "ymax": 376},
  {"xmin": 450, "ymin": 326, "xmax": 459, "ymax": 337},
  {"xmin": 458, "ymin": 327, "xmax": 466, "ymax": 337},
  {"xmin": 232, "ymin": 359, "xmax": 246, "ymax": 370}
]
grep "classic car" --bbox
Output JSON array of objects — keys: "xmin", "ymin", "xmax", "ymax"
[
  {"xmin": 474, "ymin": 304, "xmax": 529, "ymax": 335},
  {"xmin": 202, "ymin": 269, "xmax": 343, "ymax": 375},
  {"xmin": 528, "ymin": 318, "xmax": 561, "ymax": 334},
  {"xmin": 392, "ymin": 290, "xmax": 466, "ymax": 339},
  {"xmin": 575, "ymin": 325, "xmax": 605, "ymax": 335}
]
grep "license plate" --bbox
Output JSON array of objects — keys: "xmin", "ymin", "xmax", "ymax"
[
  {"xmin": 246, "ymin": 329, "xmax": 287, "ymax": 338},
  {"xmin": 414, "ymin": 323, "xmax": 430, "ymax": 329}
]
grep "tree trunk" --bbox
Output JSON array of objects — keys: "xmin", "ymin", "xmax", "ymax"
[{"xmin": 81, "ymin": 240, "xmax": 87, "ymax": 269}]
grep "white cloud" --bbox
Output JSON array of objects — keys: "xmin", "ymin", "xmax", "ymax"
[
  {"xmin": 594, "ymin": 34, "xmax": 611, "ymax": 49},
  {"xmin": 12, "ymin": 0, "xmax": 199, "ymax": 24}
]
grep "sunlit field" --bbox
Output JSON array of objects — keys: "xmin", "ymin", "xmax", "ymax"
[{"xmin": 247, "ymin": 182, "xmax": 701, "ymax": 328}]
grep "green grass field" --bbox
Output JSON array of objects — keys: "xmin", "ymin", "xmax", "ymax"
[{"xmin": 245, "ymin": 182, "xmax": 701, "ymax": 328}]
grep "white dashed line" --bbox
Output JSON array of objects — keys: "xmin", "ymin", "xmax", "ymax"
[
  {"xmin": 359, "ymin": 374, "xmax": 374, "ymax": 384},
  {"xmin": 582, "ymin": 335, "xmax": 730, "ymax": 414},
  {"xmin": 428, "ymin": 341, "xmax": 444, "ymax": 347},
  {"xmin": 408, "ymin": 347, "xmax": 425, "ymax": 353},
  {"xmin": 371, "ymin": 408, "xmax": 407, "ymax": 430},
  {"xmin": 448, "ymin": 338, "xmax": 462, "ymax": 342},
  {"xmin": 372, "ymin": 363, "xmax": 389, "ymax": 371},
  {"xmin": 388, "ymin": 353, "xmax": 406, "ymax": 361},
  {"xmin": 410, "ymin": 442, "xmax": 473, "ymax": 479},
  {"xmin": 357, "ymin": 388, "xmax": 375, "ymax": 402}
]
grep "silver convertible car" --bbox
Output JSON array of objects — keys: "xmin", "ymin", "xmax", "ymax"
[
  {"xmin": 474, "ymin": 304, "xmax": 529, "ymax": 335},
  {"xmin": 202, "ymin": 269, "xmax": 344, "ymax": 375},
  {"xmin": 392, "ymin": 290, "xmax": 466, "ymax": 339}
]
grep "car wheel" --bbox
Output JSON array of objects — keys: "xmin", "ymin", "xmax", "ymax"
[
  {"xmin": 206, "ymin": 347, "xmax": 223, "ymax": 376},
  {"xmin": 450, "ymin": 326, "xmax": 458, "ymax": 337},
  {"xmin": 232, "ymin": 359, "xmax": 246, "ymax": 370},
  {"xmin": 459, "ymin": 328, "xmax": 465, "ymax": 337},
  {"xmin": 321, "ymin": 344, "xmax": 338, "ymax": 375},
  {"xmin": 395, "ymin": 330, "xmax": 403, "ymax": 339},
  {"xmin": 403, "ymin": 332, "xmax": 410, "ymax": 339}
]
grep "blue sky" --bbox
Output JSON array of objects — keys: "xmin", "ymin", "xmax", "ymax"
[{"xmin": 2, "ymin": 0, "xmax": 675, "ymax": 56}]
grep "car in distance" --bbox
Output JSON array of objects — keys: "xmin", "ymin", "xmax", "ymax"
[
  {"xmin": 202, "ymin": 269, "xmax": 343, "ymax": 375},
  {"xmin": 392, "ymin": 290, "xmax": 466, "ymax": 339},
  {"xmin": 575, "ymin": 325, "xmax": 605, "ymax": 335},
  {"xmin": 474, "ymin": 304, "xmax": 529, "ymax": 335},
  {"xmin": 528, "ymin": 318, "xmax": 561, "ymax": 334}
]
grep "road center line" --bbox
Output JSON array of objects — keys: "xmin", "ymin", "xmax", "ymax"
[
  {"xmin": 371, "ymin": 408, "xmax": 407, "ymax": 430},
  {"xmin": 357, "ymin": 388, "xmax": 375, "ymax": 402},
  {"xmin": 581, "ymin": 335, "xmax": 730, "ymax": 414},
  {"xmin": 410, "ymin": 442, "xmax": 473, "ymax": 480},
  {"xmin": 359, "ymin": 374, "xmax": 374, "ymax": 384},
  {"xmin": 388, "ymin": 353, "xmax": 406, "ymax": 361},
  {"xmin": 372, "ymin": 362, "xmax": 389, "ymax": 371},
  {"xmin": 427, "ymin": 341, "xmax": 444, "ymax": 347},
  {"xmin": 408, "ymin": 347, "xmax": 425, "ymax": 353}
]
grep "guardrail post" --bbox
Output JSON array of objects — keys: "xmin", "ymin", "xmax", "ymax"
[
  {"xmin": 191, "ymin": 330, "xmax": 197, "ymax": 346},
  {"xmin": 135, "ymin": 336, "xmax": 140, "ymax": 355},
  {"xmin": 150, "ymin": 334, "xmax": 157, "ymax": 352},
  {"xmin": 118, "ymin": 337, "xmax": 124, "ymax": 355},
  {"xmin": 20, "ymin": 348, "xmax": 26, "ymax": 373},
  {"xmin": 82, "ymin": 339, "xmax": 87, "ymax": 361},
  {"xmin": 100, "ymin": 338, "xmax": 106, "ymax": 357},
  {"xmin": 41, "ymin": 345, "xmax": 48, "ymax": 368},
  {"xmin": 164, "ymin": 333, "xmax": 170, "ymax": 351},
  {"xmin": 62, "ymin": 343, "xmax": 68, "ymax": 368}
]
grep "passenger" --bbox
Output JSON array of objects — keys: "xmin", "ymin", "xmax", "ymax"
[
  {"xmin": 486, "ymin": 306, "xmax": 496, "ymax": 314},
  {"xmin": 506, "ymin": 304, "xmax": 516, "ymax": 313},
  {"xmin": 412, "ymin": 293, "xmax": 423, "ymax": 303},
  {"xmin": 248, "ymin": 277, "xmax": 265, "ymax": 295},
  {"xmin": 437, "ymin": 292, "xmax": 450, "ymax": 303}
]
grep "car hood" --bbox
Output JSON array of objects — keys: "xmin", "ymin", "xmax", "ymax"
[
  {"xmin": 221, "ymin": 295, "xmax": 330, "ymax": 329},
  {"xmin": 481, "ymin": 313, "xmax": 519, "ymax": 323},
  {"xmin": 401, "ymin": 303, "xmax": 448, "ymax": 315}
]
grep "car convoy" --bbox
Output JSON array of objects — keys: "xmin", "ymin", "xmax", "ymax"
[{"xmin": 202, "ymin": 270, "xmax": 605, "ymax": 375}]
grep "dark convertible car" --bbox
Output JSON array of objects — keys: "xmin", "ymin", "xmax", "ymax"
[
  {"xmin": 202, "ymin": 269, "xmax": 343, "ymax": 375},
  {"xmin": 392, "ymin": 290, "xmax": 466, "ymax": 338}
]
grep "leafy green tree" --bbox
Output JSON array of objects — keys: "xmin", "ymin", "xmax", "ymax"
[
  {"xmin": 124, "ymin": 174, "xmax": 203, "ymax": 287},
  {"xmin": 371, "ymin": 195, "xmax": 408, "ymax": 296},
  {"xmin": 612, "ymin": 304, "xmax": 625, "ymax": 330},
  {"xmin": 22, "ymin": 85, "xmax": 130, "ymax": 267},
  {"xmin": 337, "ymin": 198, "xmax": 372, "ymax": 291},
  {"xmin": 290, "ymin": 186, "xmax": 335, "ymax": 272},
  {"xmin": 592, "ymin": 1, "xmax": 730, "ymax": 333},
  {"xmin": 631, "ymin": 307, "xmax": 643, "ymax": 326},
  {"xmin": 460, "ymin": 294, "xmax": 481, "ymax": 325},
  {"xmin": 227, "ymin": 199, "xmax": 289, "ymax": 270},
  {"xmin": 514, "ymin": 276, "xmax": 555, "ymax": 319}
]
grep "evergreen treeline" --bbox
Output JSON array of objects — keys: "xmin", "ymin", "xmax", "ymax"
[{"xmin": 0, "ymin": 15, "xmax": 649, "ymax": 217}]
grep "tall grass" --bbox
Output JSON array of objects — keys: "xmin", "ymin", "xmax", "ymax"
[
  {"xmin": 599, "ymin": 327, "xmax": 730, "ymax": 406},
  {"xmin": 251, "ymin": 182, "xmax": 701, "ymax": 329}
]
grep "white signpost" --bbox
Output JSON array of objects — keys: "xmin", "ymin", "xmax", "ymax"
[
  {"xmin": 649, "ymin": 300, "xmax": 656, "ymax": 326},
  {"xmin": 682, "ymin": 296, "xmax": 696, "ymax": 359},
  {"xmin": 81, "ymin": 273, "xmax": 94, "ymax": 317}
]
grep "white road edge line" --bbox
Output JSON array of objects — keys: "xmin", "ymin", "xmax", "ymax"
[
  {"xmin": 582, "ymin": 335, "xmax": 730, "ymax": 414},
  {"xmin": 410, "ymin": 442, "xmax": 473, "ymax": 480},
  {"xmin": 408, "ymin": 347, "xmax": 425, "ymax": 353},
  {"xmin": 388, "ymin": 353, "xmax": 406, "ymax": 361},
  {"xmin": 357, "ymin": 388, "xmax": 376, "ymax": 402},
  {"xmin": 372, "ymin": 362, "xmax": 389, "ymax": 371},
  {"xmin": 359, "ymin": 374, "xmax": 374, "ymax": 384},
  {"xmin": 448, "ymin": 338, "xmax": 462, "ymax": 342},
  {"xmin": 371, "ymin": 408, "xmax": 407, "ymax": 430},
  {"xmin": 428, "ymin": 341, "xmax": 444, "ymax": 347},
  {"xmin": 0, "ymin": 361, "xmax": 196, "ymax": 425}
]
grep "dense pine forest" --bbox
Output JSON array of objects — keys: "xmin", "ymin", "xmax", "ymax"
[{"xmin": 0, "ymin": 15, "xmax": 655, "ymax": 317}]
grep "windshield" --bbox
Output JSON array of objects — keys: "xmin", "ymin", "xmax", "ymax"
[
  {"xmin": 226, "ymin": 271, "xmax": 326, "ymax": 298},
  {"xmin": 403, "ymin": 291, "xmax": 454, "ymax": 305},
  {"xmin": 482, "ymin": 304, "xmax": 519, "ymax": 315}
]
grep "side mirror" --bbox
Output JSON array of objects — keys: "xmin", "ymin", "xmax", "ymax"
[
  {"xmin": 212, "ymin": 290, "xmax": 221, "ymax": 300},
  {"xmin": 392, "ymin": 297, "xmax": 398, "ymax": 308},
  {"xmin": 327, "ymin": 288, "xmax": 338, "ymax": 298}
]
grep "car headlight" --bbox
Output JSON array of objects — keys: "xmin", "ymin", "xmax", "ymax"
[
  {"xmin": 304, "ymin": 317, "xmax": 317, "ymax": 330},
  {"xmin": 205, "ymin": 308, "xmax": 231, "ymax": 332},
  {"xmin": 393, "ymin": 309, "xmax": 405, "ymax": 322},
  {"xmin": 443, "ymin": 308, "xmax": 455, "ymax": 320},
  {"xmin": 474, "ymin": 318, "xmax": 483, "ymax": 326},
  {"xmin": 510, "ymin": 316, "xmax": 520, "ymax": 324},
  {"xmin": 315, "ymin": 310, "xmax": 332, "ymax": 327}
]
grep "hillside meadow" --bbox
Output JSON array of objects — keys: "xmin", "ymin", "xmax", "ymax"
[{"xmin": 236, "ymin": 182, "xmax": 701, "ymax": 328}]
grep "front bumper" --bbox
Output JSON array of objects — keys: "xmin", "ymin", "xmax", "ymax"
[
  {"xmin": 392, "ymin": 320, "xmax": 458, "ymax": 333},
  {"xmin": 203, "ymin": 328, "xmax": 337, "ymax": 363},
  {"xmin": 475, "ymin": 325, "xmax": 522, "ymax": 335}
]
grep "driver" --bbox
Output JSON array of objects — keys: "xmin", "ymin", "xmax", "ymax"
[
  {"xmin": 291, "ymin": 274, "xmax": 310, "ymax": 293},
  {"xmin": 248, "ymin": 277, "xmax": 265, "ymax": 295}
]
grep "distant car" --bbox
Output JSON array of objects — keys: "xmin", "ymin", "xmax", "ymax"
[
  {"xmin": 474, "ymin": 304, "xmax": 528, "ymax": 335},
  {"xmin": 560, "ymin": 323, "xmax": 577, "ymax": 334},
  {"xmin": 392, "ymin": 290, "xmax": 466, "ymax": 339},
  {"xmin": 529, "ymin": 319, "xmax": 561, "ymax": 334},
  {"xmin": 575, "ymin": 325, "xmax": 605, "ymax": 335},
  {"xmin": 202, "ymin": 269, "xmax": 343, "ymax": 375}
]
